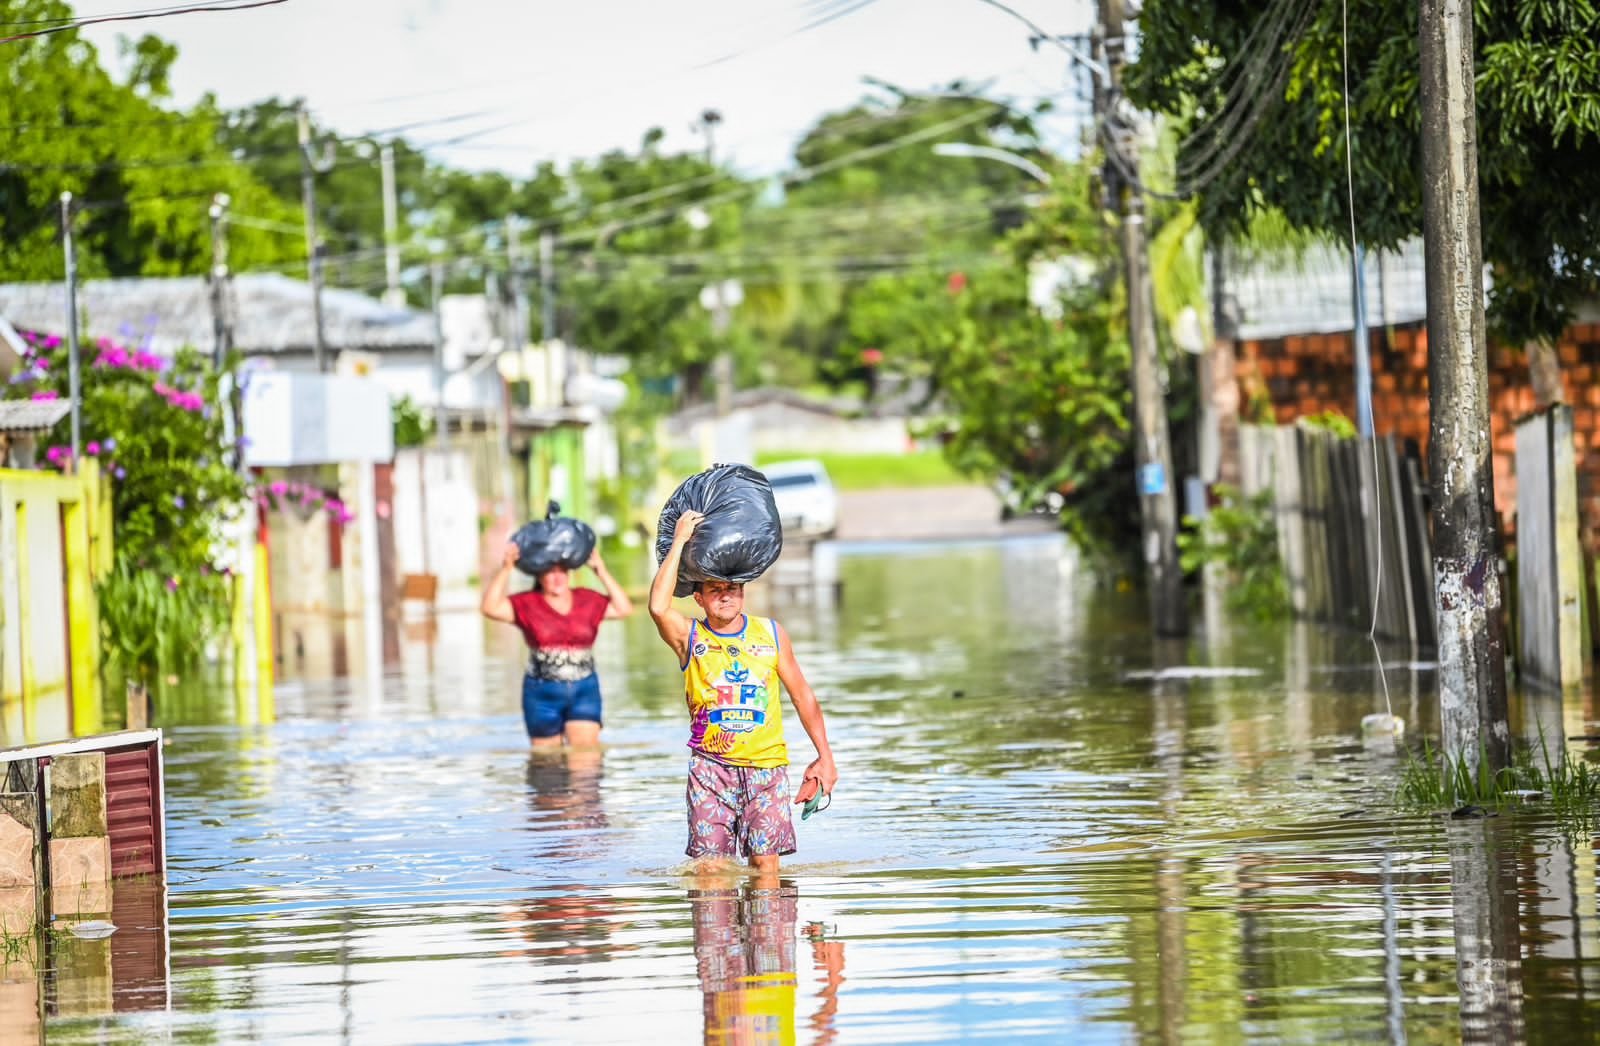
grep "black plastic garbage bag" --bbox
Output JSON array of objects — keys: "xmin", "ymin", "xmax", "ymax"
[
  {"xmin": 655, "ymin": 463, "xmax": 783, "ymax": 597},
  {"xmin": 512, "ymin": 501, "xmax": 597, "ymax": 576}
]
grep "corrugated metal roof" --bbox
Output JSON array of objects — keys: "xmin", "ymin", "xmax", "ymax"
[
  {"xmin": 0, "ymin": 399, "xmax": 71, "ymax": 432},
  {"xmin": 0, "ymin": 274, "xmax": 434, "ymax": 357},
  {"xmin": 1225, "ymin": 238, "xmax": 1430, "ymax": 341}
]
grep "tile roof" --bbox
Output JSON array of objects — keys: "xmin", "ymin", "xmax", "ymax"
[
  {"xmin": 1225, "ymin": 238, "xmax": 1429, "ymax": 341},
  {"xmin": 0, "ymin": 274, "xmax": 434, "ymax": 357},
  {"xmin": 0, "ymin": 399, "xmax": 71, "ymax": 433}
]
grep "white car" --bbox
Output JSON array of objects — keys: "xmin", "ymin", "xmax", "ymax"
[{"xmin": 762, "ymin": 460, "xmax": 838, "ymax": 539}]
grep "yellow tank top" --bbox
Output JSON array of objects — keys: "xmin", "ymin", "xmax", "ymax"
[{"xmin": 684, "ymin": 615, "xmax": 787, "ymax": 768}]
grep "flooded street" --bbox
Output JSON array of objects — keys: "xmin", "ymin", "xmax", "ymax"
[{"xmin": 35, "ymin": 536, "xmax": 1600, "ymax": 1042}]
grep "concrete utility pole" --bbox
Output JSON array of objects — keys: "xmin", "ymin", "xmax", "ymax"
[
  {"xmin": 59, "ymin": 191, "xmax": 82, "ymax": 466},
  {"xmin": 1097, "ymin": 0, "xmax": 1188, "ymax": 636},
  {"xmin": 297, "ymin": 104, "xmax": 331, "ymax": 371},
  {"xmin": 380, "ymin": 143, "xmax": 405, "ymax": 307},
  {"xmin": 208, "ymin": 192, "xmax": 233, "ymax": 370},
  {"xmin": 1419, "ymin": 0, "xmax": 1509, "ymax": 772},
  {"xmin": 696, "ymin": 108, "xmax": 734, "ymax": 417},
  {"xmin": 430, "ymin": 256, "xmax": 447, "ymax": 451}
]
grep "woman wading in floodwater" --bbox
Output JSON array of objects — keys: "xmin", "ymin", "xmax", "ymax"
[{"xmin": 481, "ymin": 544, "xmax": 633, "ymax": 747}]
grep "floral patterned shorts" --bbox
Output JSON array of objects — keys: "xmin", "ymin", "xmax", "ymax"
[{"xmin": 686, "ymin": 753, "xmax": 798, "ymax": 859}]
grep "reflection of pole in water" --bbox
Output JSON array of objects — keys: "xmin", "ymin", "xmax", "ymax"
[
  {"xmin": 1447, "ymin": 818, "xmax": 1525, "ymax": 1042},
  {"xmin": 1151, "ymin": 654, "xmax": 1188, "ymax": 1045},
  {"xmin": 1380, "ymin": 849, "xmax": 1405, "ymax": 1042}
]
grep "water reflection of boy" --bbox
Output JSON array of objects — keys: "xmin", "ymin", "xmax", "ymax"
[
  {"xmin": 650, "ymin": 511, "xmax": 838, "ymax": 875},
  {"xmin": 481, "ymin": 544, "xmax": 633, "ymax": 748},
  {"xmin": 690, "ymin": 881, "xmax": 846, "ymax": 1046}
]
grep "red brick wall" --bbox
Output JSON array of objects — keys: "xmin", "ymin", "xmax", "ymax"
[{"xmin": 1236, "ymin": 321, "xmax": 1600, "ymax": 550}]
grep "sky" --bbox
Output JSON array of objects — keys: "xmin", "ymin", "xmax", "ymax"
[{"xmin": 79, "ymin": 0, "xmax": 1098, "ymax": 178}]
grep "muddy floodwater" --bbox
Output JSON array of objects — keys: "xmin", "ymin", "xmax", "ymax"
[{"xmin": 25, "ymin": 536, "xmax": 1600, "ymax": 1042}]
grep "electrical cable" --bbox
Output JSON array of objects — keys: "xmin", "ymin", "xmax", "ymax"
[{"xmin": 0, "ymin": 0, "xmax": 288, "ymax": 44}]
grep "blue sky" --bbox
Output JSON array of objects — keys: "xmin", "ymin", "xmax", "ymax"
[{"xmin": 80, "ymin": 0, "xmax": 1096, "ymax": 176}]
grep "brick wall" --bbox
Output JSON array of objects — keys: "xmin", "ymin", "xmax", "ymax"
[{"xmin": 1236, "ymin": 320, "xmax": 1600, "ymax": 550}]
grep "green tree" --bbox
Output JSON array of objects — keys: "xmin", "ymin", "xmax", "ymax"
[
  {"xmin": 1127, "ymin": 0, "xmax": 1600, "ymax": 346},
  {"xmin": 4, "ymin": 329, "xmax": 247, "ymax": 685},
  {"xmin": 0, "ymin": 1, "xmax": 300, "ymax": 281}
]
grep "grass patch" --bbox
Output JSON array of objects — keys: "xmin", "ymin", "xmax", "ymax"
[
  {"xmin": 755, "ymin": 450, "xmax": 967, "ymax": 491},
  {"xmin": 1395, "ymin": 733, "xmax": 1600, "ymax": 836}
]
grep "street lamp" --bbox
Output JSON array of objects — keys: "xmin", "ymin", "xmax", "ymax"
[{"xmin": 930, "ymin": 142, "xmax": 1053, "ymax": 185}]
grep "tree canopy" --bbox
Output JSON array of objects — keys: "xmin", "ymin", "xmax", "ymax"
[{"xmin": 1126, "ymin": 0, "xmax": 1600, "ymax": 344}]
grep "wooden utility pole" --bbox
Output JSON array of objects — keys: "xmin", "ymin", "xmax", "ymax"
[
  {"xmin": 1098, "ymin": 0, "xmax": 1188, "ymax": 636},
  {"xmin": 208, "ymin": 192, "xmax": 233, "ymax": 370},
  {"xmin": 1419, "ymin": 0, "xmax": 1509, "ymax": 772},
  {"xmin": 297, "ymin": 104, "xmax": 330, "ymax": 371}
]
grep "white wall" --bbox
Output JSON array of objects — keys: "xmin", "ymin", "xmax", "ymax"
[{"xmin": 391, "ymin": 448, "xmax": 482, "ymax": 589}]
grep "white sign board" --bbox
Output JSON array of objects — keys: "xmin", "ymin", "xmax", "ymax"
[{"xmin": 242, "ymin": 371, "xmax": 394, "ymax": 466}]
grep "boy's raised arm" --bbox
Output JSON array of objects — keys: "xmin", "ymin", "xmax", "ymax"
[{"xmin": 649, "ymin": 510, "xmax": 703, "ymax": 660}]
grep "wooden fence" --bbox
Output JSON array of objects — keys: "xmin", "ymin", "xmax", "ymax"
[
  {"xmin": 1513, "ymin": 406, "xmax": 1585, "ymax": 690},
  {"xmin": 1239, "ymin": 423, "xmax": 1436, "ymax": 648}
]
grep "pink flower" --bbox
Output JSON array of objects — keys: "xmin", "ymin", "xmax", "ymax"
[
  {"xmin": 30, "ymin": 390, "xmax": 58, "ymax": 401},
  {"xmin": 165, "ymin": 577, "xmax": 180, "ymax": 592},
  {"xmin": 33, "ymin": 357, "xmax": 49, "ymax": 371},
  {"xmin": 269, "ymin": 481, "xmax": 288, "ymax": 497},
  {"xmin": 947, "ymin": 271, "xmax": 968, "ymax": 295},
  {"xmin": 85, "ymin": 441, "xmax": 100, "ymax": 455},
  {"xmin": 861, "ymin": 347, "xmax": 884, "ymax": 366}
]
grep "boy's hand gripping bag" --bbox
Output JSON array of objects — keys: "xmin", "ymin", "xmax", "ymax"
[
  {"xmin": 511, "ymin": 500, "xmax": 597, "ymax": 576},
  {"xmin": 655, "ymin": 464, "xmax": 784, "ymax": 597}
]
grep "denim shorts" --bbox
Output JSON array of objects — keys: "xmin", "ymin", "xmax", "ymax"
[{"xmin": 522, "ymin": 673, "xmax": 602, "ymax": 738}]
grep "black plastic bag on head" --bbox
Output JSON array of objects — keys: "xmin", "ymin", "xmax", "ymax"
[
  {"xmin": 655, "ymin": 463, "xmax": 783, "ymax": 597},
  {"xmin": 512, "ymin": 501, "xmax": 597, "ymax": 576}
]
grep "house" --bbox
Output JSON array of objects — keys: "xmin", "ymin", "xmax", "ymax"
[
  {"xmin": 1219, "ymin": 238, "xmax": 1600, "ymax": 554},
  {"xmin": 661, "ymin": 387, "xmax": 912, "ymax": 464}
]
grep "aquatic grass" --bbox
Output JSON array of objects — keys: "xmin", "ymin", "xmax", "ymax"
[
  {"xmin": 0, "ymin": 924, "xmax": 35, "ymax": 963},
  {"xmin": 1395, "ymin": 730, "xmax": 1600, "ymax": 837}
]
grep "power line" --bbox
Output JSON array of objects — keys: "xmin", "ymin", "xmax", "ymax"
[{"xmin": 0, "ymin": 0, "xmax": 288, "ymax": 44}]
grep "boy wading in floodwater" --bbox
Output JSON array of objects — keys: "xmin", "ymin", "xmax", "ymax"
[{"xmin": 650, "ymin": 510, "xmax": 839, "ymax": 873}]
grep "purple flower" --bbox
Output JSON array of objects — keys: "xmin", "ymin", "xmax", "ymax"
[
  {"xmin": 173, "ymin": 495, "xmax": 186, "ymax": 509},
  {"xmin": 165, "ymin": 577, "xmax": 179, "ymax": 592},
  {"xmin": 103, "ymin": 438, "xmax": 116, "ymax": 451},
  {"xmin": 30, "ymin": 390, "xmax": 58, "ymax": 401},
  {"xmin": 114, "ymin": 467, "xmax": 127, "ymax": 479}
]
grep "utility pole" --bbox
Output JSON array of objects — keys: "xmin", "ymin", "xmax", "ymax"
[
  {"xmin": 696, "ymin": 108, "xmax": 734, "ymax": 417},
  {"xmin": 1419, "ymin": 0, "xmax": 1509, "ymax": 773},
  {"xmin": 501, "ymin": 219, "xmax": 525, "ymax": 516},
  {"xmin": 60, "ymin": 191, "xmax": 82, "ymax": 466},
  {"xmin": 430, "ymin": 256, "xmax": 447, "ymax": 451},
  {"xmin": 208, "ymin": 192, "xmax": 233, "ymax": 370},
  {"xmin": 1097, "ymin": 0, "xmax": 1188, "ymax": 636},
  {"xmin": 380, "ymin": 143, "xmax": 404, "ymax": 307},
  {"xmin": 539, "ymin": 226, "xmax": 565, "ymax": 404},
  {"xmin": 297, "ymin": 104, "xmax": 331, "ymax": 371}
]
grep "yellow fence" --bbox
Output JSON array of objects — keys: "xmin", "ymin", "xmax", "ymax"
[{"xmin": 0, "ymin": 460, "xmax": 111, "ymax": 744}]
